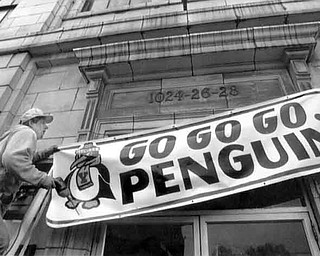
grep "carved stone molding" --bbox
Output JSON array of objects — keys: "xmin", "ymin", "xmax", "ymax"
[
  {"xmin": 284, "ymin": 49, "xmax": 312, "ymax": 91},
  {"xmin": 74, "ymin": 22, "xmax": 319, "ymax": 83},
  {"xmin": 74, "ymin": 22, "xmax": 319, "ymax": 140},
  {"xmin": 77, "ymin": 79, "xmax": 103, "ymax": 142}
]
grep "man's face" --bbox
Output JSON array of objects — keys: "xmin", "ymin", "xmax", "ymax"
[{"xmin": 29, "ymin": 118, "xmax": 48, "ymax": 139}]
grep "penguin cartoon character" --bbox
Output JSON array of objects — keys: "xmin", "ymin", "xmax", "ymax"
[{"xmin": 60, "ymin": 142, "xmax": 116, "ymax": 210}]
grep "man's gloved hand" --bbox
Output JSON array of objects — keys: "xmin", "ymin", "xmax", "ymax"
[
  {"xmin": 54, "ymin": 177, "xmax": 70, "ymax": 198},
  {"xmin": 33, "ymin": 145, "xmax": 61, "ymax": 163},
  {"xmin": 40, "ymin": 176, "xmax": 56, "ymax": 189},
  {"xmin": 47, "ymin": 145, "xmax": 60, "ymax": 156}
]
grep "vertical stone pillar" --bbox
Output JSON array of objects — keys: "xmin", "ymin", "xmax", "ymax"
[
  {"xmin": 77, "ymin": 78, "xmax": 104, "ymax": 142},
  {"xmin": 305, "ymin": 174, "xmax": 320, "ymax": 246},
  {"xmin": 74, "ymin": 45, "xmax": 110, "ymax": 142},
  {"xmin": 285, "ymin": 49, "xmax": 312, "ymax": 91},
  {"xmin": 284, "ymin": 48, "xmax": 320, "ymax": 245}
]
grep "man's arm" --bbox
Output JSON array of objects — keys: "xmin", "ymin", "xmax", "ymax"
[
  {"xmin": 2, "ymin": 128, "xmax": 55, "ymax": 189},
  {"xmin": 33, "ymin": 145, "xmax": 60, "ymax": 163}
]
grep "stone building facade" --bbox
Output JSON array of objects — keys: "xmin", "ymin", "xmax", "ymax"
[{"xmin": 1, "ymin": 0, "xmax": 320, "ymax": 255}]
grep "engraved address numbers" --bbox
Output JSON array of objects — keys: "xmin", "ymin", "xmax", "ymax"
[{"xmin": 148, "ymin": 86, "xmax": 239, "ymax": 104}]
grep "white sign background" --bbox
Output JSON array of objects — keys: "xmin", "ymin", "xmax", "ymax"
[{"xmin": 47, "ymin": 89, "xmax": 320, "ymax": 228}]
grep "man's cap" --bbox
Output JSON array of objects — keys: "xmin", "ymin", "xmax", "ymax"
[{"xmin": 20, "ymin": 108, "xmax": 53, "ymax": 124}]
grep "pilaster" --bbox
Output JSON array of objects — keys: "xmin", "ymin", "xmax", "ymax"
[
  {"xmin": 304, "ymin": 174, "xmax": 320, "ymax": 247},
  {"xmin": 284, "ymin": 49, "xmax": 313, "ymax": 91},
  {"xmin": 77, "ymin": 76, "xmax": 104, "ymax": 142}
]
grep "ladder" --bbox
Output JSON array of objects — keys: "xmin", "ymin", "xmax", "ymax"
[{"xmin": 5, "ymin": 176, "xmax": 51, "ymax": 255}]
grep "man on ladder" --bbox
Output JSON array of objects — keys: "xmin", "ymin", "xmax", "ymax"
[{"xmin": 0, "ymin": 108, "xmax": 63, "ymax": 255}]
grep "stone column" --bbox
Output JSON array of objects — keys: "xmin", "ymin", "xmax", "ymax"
[
  {"xmin": 76, "ymin": 66, "xmax": 107, "ymax": 142},
  {"xmin": 284, "ymin": 48, "xmax": 320, "ymax": 247},
  {"xmin": 304, "ymin": 174, "xmax": 320, "ymax": 246},
  {"xmin": 77, "ymin": 79, "xmax": 102, "ymax": 142}
]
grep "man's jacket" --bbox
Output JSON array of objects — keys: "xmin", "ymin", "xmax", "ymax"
[{"xmin": 0, "ymin": 125, "xmax": 53, "ymax": 198}]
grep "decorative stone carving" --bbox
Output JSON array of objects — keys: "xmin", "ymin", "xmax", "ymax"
[
  {"xmin": 74, "ymin": 23, "xmax": 318, "ymax": 140},
  {"xmin": 77, "ymin": 79, "xmax": 103, "ymax": 142},
  {"xmin": 284, "ymin": 49, "xmax": 312, "ymax": 91},
  {"xmin": 74, "ymin": 23, "xmax": 318, "ymax": 83}
]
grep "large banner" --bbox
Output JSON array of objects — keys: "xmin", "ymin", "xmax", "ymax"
[{"xmin": 47, "ymin": 89, "xmax": 320, "ymax": 228}]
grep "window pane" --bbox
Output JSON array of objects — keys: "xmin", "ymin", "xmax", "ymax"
[
  {"xmin": 207, "ymin": 221, "xmax": 311, "ymax": 256},
  {"xmin": 104, "ymin": 223, "xmax": 194, "ymax": 256}
]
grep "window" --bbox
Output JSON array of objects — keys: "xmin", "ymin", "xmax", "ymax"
[
  {"xmin": 0, "ymin": 5, "xmax": 15, "ymax": 24},
  {"xmin": 101, "ymin": 181, "xmax": 319, "ymax": 256},
  {"xmin": 81, "ymin": 0, "xmax": 94, "ymax": 12},
  {"xmin": 102, "ymin": 207, "xmax": 320, "ymax": 256},
  {"xmin": 81, "ymin": 0, "xmax": 160, "ymax": 13},
  {"xmin": 201, "ymin": 209, "xmax": 320, "ymax": 256},
  {"xmin": 103, "ymin": 217, "xmax": 200, "ymax": 256}
]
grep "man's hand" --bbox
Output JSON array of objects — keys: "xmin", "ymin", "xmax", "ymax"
[
  {"xmin": 33, "ymin": 145, "xmax": 61, "ymax": 163},
  {"xmin": 47, "ymin": 145, "xmax": 60, "ymax": 155},
  {"xmin": 54, "ymin": 177, "xmax": 70, "ymax": 198},
  {"xmin": 40, "ymin": 176, "xmax": 56, "ymax": 189}
]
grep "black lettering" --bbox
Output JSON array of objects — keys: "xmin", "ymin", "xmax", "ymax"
[
  {"xmin": 253, "ymin": 108, "xmax": 277, "ymax": 134},
  {"xmin": 178, "ymin": 152, "xmax": 219, "ymax": 190},
  {"xmin": 284, "ymin": 133, "xmax": 310, "ymax": 160},
  {"xmin": 151, "ymin": 161, "xmax": 180, "ymax": 197},
  {"xmin": 251, "ymin": 138, "xmax": 288, "ymax": 169},
  {"xmin": 219, "ymin": 144, "xmax": 254, "ymax": 179},
  {"xmin": 120, "ymin": 169, "xmax": 149, "ymax": 204},
  {"xmin": 120, "ymin": 140, "xmax": 148, "ymax": 166},
  {"xmin": 149, "ymin": 135, "xmax": 176, "ymax": 159},
  {"xmin": 187, "ymin": 126, "xmax": 211, "ymax": 150},
  {"xmin": 215, "ymin": 120, "xmax": 241, "ymax": 143},
  {"xmin": 301, "ymin": 128, "xmax": 320, "ymax": 157},
  {"xmin": 281, "ymin": 102, "xmax": 306, "ymax": 128}
]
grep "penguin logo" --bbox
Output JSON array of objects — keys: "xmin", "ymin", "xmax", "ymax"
[{"xmin": 60, "ymin": 142, "xmax": 116, "ymax": 210}]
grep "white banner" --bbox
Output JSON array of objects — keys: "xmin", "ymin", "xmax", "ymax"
[{"xmin": 47, "ymin": 89, "xmax": 320, "ymax": 228}]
